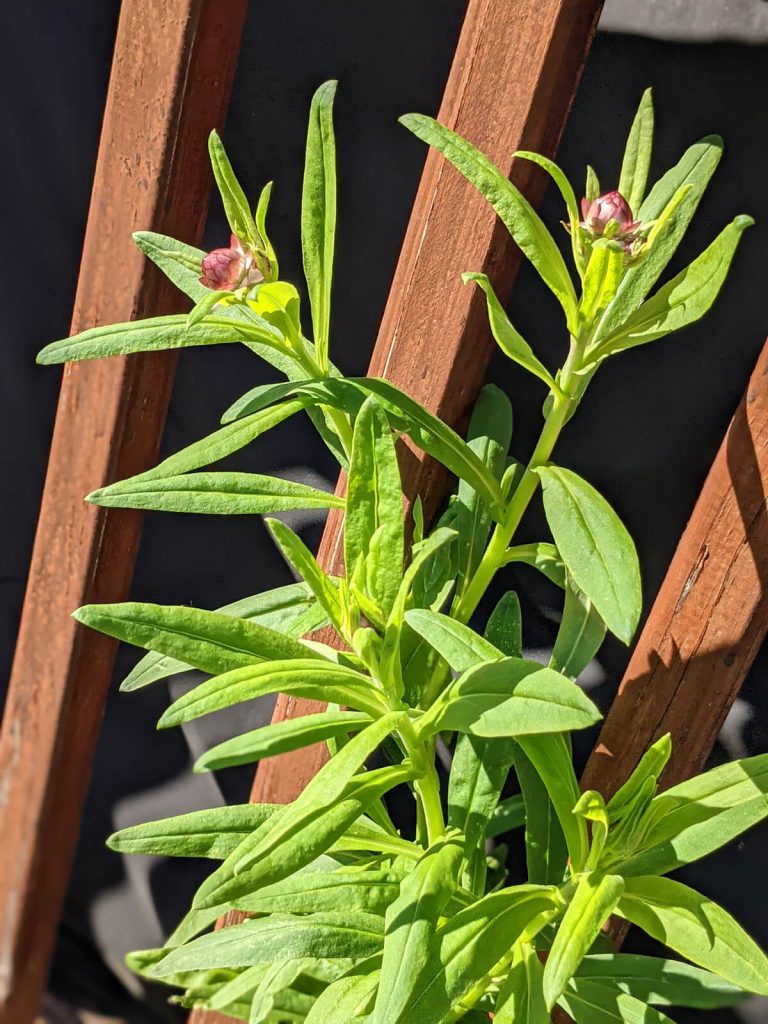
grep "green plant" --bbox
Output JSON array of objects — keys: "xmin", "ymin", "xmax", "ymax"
[{"xmin": 38, "ymin": 84, "xmax": 766, "ymax": 1023}]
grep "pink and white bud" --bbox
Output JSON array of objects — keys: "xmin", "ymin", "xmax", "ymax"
[
  {"xmin": 199, "ymin": 234, "xmax": 264, "ymax": 291},
  {"xmin": 579, "ymin": 190, "xmax": 643, "ymax": 255}
]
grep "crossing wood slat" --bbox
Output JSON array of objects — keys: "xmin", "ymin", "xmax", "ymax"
[
  {"xmin": 191, "ymin": 1, "xmax": 604, "ymax": 1021},
  {"xmin": 0, "ymin": 4, "xmax": 248, "ymax": 1022},
  {"xmin": 582, "ymin": 337, "xmax": 768, "ymax": 795}
]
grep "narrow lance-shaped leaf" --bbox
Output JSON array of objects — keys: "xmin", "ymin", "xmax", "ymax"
[
  {"xmin": 538, "ymin": 464, "xmax": 641, "ymax": 644},
  {"xmin": 74, "ymin": 601, "xmax": 319, "ymax": 678},
  {"xmin": 208, "ymin": 130, "xmax": 259, "ymax": 246},
  {"xmin": 515, "ymin": 742, "xmax": 568, "ymax": 885},
  {"xmin": 345, "ymin": 396, "xmax": 404, "ymax": 616},
  {"xmin": 453, "ymin": 383, "xmax": 513, "ymax": 595},
  {"xmin": 594, "ymin": 216, "xmax": 753, "ymax": 358},
  {"xmin": 107, "ymin": 803, "xmax": 278, "ymax": 859},
  {"xmin": 463, "ymin": 273, "xmax": 559, "ymax": 391},
  {"xmin": 133, "ymin": 230, "xmax": 209, "ymax": 301},
  {"xmin": 616, "ymin": 875, "xmax": 768, "ymax": 996},
  {"xmin": 194, "ymin": 762, "xmax": 416, "ymax": 909},
  {"xmin": 619, "ymin": 88, "xmax": 654, "ymax": 214},
  {"xmin": 543, "ymin": 872, "xmax": 625, "ymax": 1008},
  {"xmin": 575, "ymin": 954, "xmax": 747, "ymax": 1010},
  {"xmin": 89, "ymin": 470, "xmax": 344, "ymax": 516},
  {"xmin": 421, "ymin": 657, "xmax": 602, "ymax": 738},
  {"xmin": 400, "ymin": 114, "xmax": 579, "ymax": 332},
  {"xmin": 494, "ymin": 941, "xmax": 548, "ymax": 1024},
  {"xmin": 514, "ymin": 151, "xmax": 584, "ymax": 274},
  {"xmin": 618, "ymin": 752, "xmax": 768, "ymax": 877},
  {"xmin": 152, "ymin": 912, "xmax": 385, "ymax": 975},
  {"xmin": 267, "ymin": 516, "xmax": 345, "ymax": 635},
  {"xmin": 302, "ymin": 80, "xmax": 338, "ymax": 369},
  {"xmin": 516, "ymin": 733, "xmax": 588, "ymax": 873},
  {"xmin": 396, "ymin": 885, "xmax": 560, "ymax": 1024},
  {"xmin": 561, "ymin": 983, "xmax": 678, "ymax": 1024},
  {"xmin": 194, "ymin": 710, "xmax": 372, "ymax": 772},
  {"xmin": 121, "ymin": 581, "xmax": 325, "ymax": 692},
  {"xmin": 255, "ymin": 180, "xmax": 279, "ymax": 278},
  {"xmin": 550, "ymin": 576, "xmax": 607, "ymax": 680},
  {"xmin": 158, "ymin": 658, "xmax": 389, "ymax": 729},
  {"xmin": 370, "ymin": 834, "xmax": 464, "ymax": 1024}
]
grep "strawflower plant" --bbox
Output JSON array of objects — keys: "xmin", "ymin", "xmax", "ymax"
[{"xmin": 38, "ymin": 84, "xmax": 768, "ymax": 1023}]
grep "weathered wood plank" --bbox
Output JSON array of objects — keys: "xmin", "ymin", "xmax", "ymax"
[
  {"xmin": 0, "ymin": 4, "xmax": 247, "ymax": 1021},
  {"xmin": 583, "ymin": 338, "xmax": 768, "ymax": 795}
]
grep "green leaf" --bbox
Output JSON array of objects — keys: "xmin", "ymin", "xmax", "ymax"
[
  {"xmin": 514, "ymin": 743, "xmax": 568, "ymax": 885},
  {"xmin": 575, "ymin": 954, "xmax": 747, "ymax": 1009},
  {"xmin": 616, "ymin": 875, "xmax": 768, "ymax": 995},
  {"xmin": 494, "ymin": 941, "xmax": 548, "ymax": 1024},
  {"xmin": 195, "ymin": 763, "xmax": 415, "ymax": 909},
  {"xmin": 619, "ymin": 88, "xmax": 654, "ymax": 214},
  {"xmin": 194, "ymin": 711, "xmax": 371, "ymax": 772},
  {"xmin": 255, "ymin": 180, "xmax": 279, "ymax": 278},
  {"xmin": 592, "ymin": 135, "xmax": 723, "ymax": 344},
  {"xmin": 403, "ymin": 609, "xmax": 502, "ymax": 673},
  {"xmin": 605, "ymin": 733, "xmax": 671, "ymax": 822},
  {"xmin": 267, "ymin": 517, "xmax": 345, "ymax": 635},
  {"xmin": 121, "ymin": 582, "xmax": 325, "ymax": 692},
  {"xmin": 152, "ymin": 912, "xmax": 384, "ymax": 974},
  {"xmin": 619, "ymin": 752, "xmax": 768, "ymax": 876},
  {"xmin": 345, "ymin": 397, "xmax": 404, "ymax": 615},
  {"xmin": 133, "ymin": 230, "xmax": 209, "ymax": 301},
  {"xmin": 158, "ymin": 658, "xmax": 389, "ymax": 728},
  {"xmin": 74, "ymin": 601, "xmax": 317, "ymax": 677},
  {"xmin": 304, "ymin": 965, "xmax": 380, "ymax": 1023},
  {"xmin": 560, "ymin": 983, "xmax": 676, "ymax": 1024},
  {"xmin": 538, "ymin": 465, "xmax": 641, "ymax": 644},
  {"xmin": 504, "ymin": 542, "xmax": 566, "ymax": 589},
  {"xmin": 463, "ymin": 274, "xmax": 559, "ymax": 390},
  {"xmin": 514, "ymin": 150, "xmax": 582, "ymax": 272},
  {"xmin": 486, "ymin": 793, "xmax": 526, "ymax": 839},
  {"xmin": 516, "ymin": 733, "xmax": 588, "ymax": 873},
  {"xmin": 580, "ymin": 242, "xmax": 625, "ymax": 326},
  {"xmin": 421, "ymin": 657, "xmax": 602, "ymax": 738},
  {"xmin": 485, "ymin": 590, "xmax": 523, "ymax": 657},
  {"xmin": 208, "ymin": 130, "xmax": 259, "ymax": 245},
  {"xmin": 232, "ymin": 865, "xmax": 407, "ymax": 919},
  {"xmin": 107, "ymin": 804, "xmax": 277, "ymax": 859},
  {"xmin": 397, "ymin": 885, "xmax": 559, "ymax": 1023},
  {"xmin": 371, "ymin": 835, "xmax": 464, "ymax": 1024},
  {"xmin": 448, "ymin": 733, "xmax": 515, "ymax": 889},
  {"xmin": 543, "ymin": 873, "xmax": 625, "ymax": 1008},
  {"xmin": 400, "ymin": 114, "xmax": 579, "ymax": 332},
  {"xmin": 453, "ymin": 384, "xmax": 513, "ymax": 595},
  {"xmin": 89, "ymin": 470, "xmax": 344, "ymax": 516},
  {"xmin": 302, "ymin": 80, "xmax": 337, "ymax": 369},
  {"xmin": 594, "ymin": 216, "xmax": 753, "ymax": 357},
  {"xmin": 550, "ymin": 577, "xmax": 606, "ymax": 679}
]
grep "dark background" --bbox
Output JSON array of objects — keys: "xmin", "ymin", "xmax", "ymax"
[{"xmin": 2, "ymin": 2, "xmax": 767, "ymax": 1021}]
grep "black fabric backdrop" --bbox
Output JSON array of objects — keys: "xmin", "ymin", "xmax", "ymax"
[{"xmin": 2, "ymin": 3, "xmax": 767, "ymax": 1021}]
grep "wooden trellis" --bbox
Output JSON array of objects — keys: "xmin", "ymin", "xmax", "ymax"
[{"xmin": 1, "ymin": 2, "xmax": 766, "ymax": 1023}]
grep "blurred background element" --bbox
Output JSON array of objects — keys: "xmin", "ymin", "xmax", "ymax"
[{"xmin": 2, "ymin": 1, "xmax": 767, "ymax": 1021}]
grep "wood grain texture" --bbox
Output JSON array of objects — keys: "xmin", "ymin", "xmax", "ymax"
[
  {"xmin": 190, "ymin": 2, "xmax": 603, "ymax": 1021},
  {"xmin": 0, "ymin": 3, "xmax": 247, "ymax": 1021},
  {"xmin": 583, "ymin": 337, "xmax": 768, "ymax": 797}
]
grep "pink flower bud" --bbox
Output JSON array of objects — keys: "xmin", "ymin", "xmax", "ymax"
[
  {"xmin": 579, "ymin": 191, "xmax": 643, "ymax": 254},
  {"xmin": 199, "ymin": 234, "xmax": 264, "ymax": 291}
]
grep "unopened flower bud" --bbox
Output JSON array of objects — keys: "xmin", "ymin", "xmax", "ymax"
[
  {"xmin": 579, "ymin": 190, "xmax": 642, "ymax": 254},
  {"xmin": 199, "ymin": 234, "xmax": 265, "ymax": 291}
]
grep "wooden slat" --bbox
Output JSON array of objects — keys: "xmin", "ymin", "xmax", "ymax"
[
  {"xmin": 0, "ymin": 4, "xmax": 247, "ymax": 1022},
  {"xmin": 191, "ymin": 2, "xmax": 604, "ymax": 1021},
  {"xmin": 582, "ymin": 337, "xmax": 768, "ymax": 796}
]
